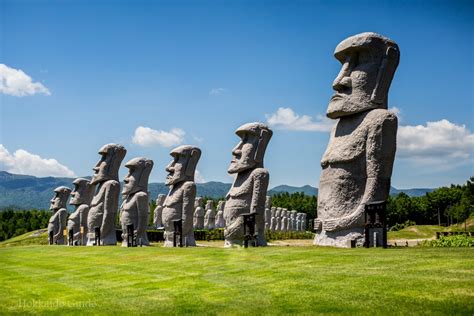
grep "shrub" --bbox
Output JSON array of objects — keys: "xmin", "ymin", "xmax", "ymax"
[
  {"xmin": 421, "ymin": 235, "xmax": 474, "ymax": 247},
  {"xmin": 390, "ymin": 220, "xmax": 416, "ymax": 231}
]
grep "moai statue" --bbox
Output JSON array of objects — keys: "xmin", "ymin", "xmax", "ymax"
[
  {"xmin": 270, "ymin": 207, "xmax": 277, "ymax": 231},
  {"xmin": 119, "ymin": 157, "xmax": 154, "ymax": 247},
  {"xmin": 204, "ymin": 200, "xmax": 216, "ymax": 230},
  {"xmin": 215, "ymin": 201, "xmax": 226, "ymax": 229},
  {"xmin": 193, "ymin": 197, "xmax": 205, "ymax": 229},
  {"xmin": 153, "ymin": 194, "xmax": 166, "ymax": 229},
  {"xmin": 301, "ymin": 213, "xmax": 307, "ymax": 231},
  {"xmin": 68, "ymin": 178, "xmax": 94, "ymax": 245},
  {"xmin": 224, "ymin": 122, "xmax": 272, "ymax": 247},
  {"xmin": 280, "ymin": 210, "xmax": 288, "ymax": 232},
  {"xmin": 314, "ymin": 33, "xmax": 399, "ymax": 248},
  {"xmin": 264, "ymin": 196, "xmax": 272, "ymax": 230},
  {"xmin": 290, "ymin": 210, "xmax": 298, "ymax": 231},
  {"xmin": 275, "ymin": 207, "xmax": 282, "ymax": 231},
  {"xmin": 295, "ymin": 213, "xmax": 303, "ymax": 231},
  {"xmin": 87, "ymin": 143, "xmax": 127, "ymax": 246},
  {"xmin": 49, "ymin": 186, "xmax": 71, "ymax": 245},
  {"xmin": 162, "ymin": 145, "xmax": 201, "ymax": 247}
]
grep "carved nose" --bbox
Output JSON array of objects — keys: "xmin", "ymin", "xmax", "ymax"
[{"xmin": 332, "ymin": 76, "xmax": 352, "ymax": 92}]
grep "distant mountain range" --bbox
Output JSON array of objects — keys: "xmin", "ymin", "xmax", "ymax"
[{"xmin": 0, "ymin": 171, "xmax": 434, "ymax": 210}]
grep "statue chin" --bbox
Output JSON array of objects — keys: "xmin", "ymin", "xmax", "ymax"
[
  {"xmin": 227, "ymin": 162, "xmax": 254, "ymax": 174},
  {"xmin": 327, "ymin": 97, "xmax": 379, "ymax": 119}
]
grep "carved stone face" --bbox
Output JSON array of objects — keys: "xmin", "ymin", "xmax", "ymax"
[
  {"xmin": 122, "ymin": 157, "xmax": 154, "ymax": 195},
  {"xmin": 194, "ymin": 197, "xmax": 203, "ymax": 208},
  {"xmin": 50, "ymin": 186, "xmax": 71, "ymax": 211},
  {"xmin": 165, "ymin": 153, "xmax": 187, "ymax": 185},
  {"xmin": 70, "ymin": 178, "xmax": 93, "ymax": 205},
  {"xmin": 165, "ymin": 145, "xmax": 201, "ymax": 186},
  {"xmin": 228, "ymin": 131, "xmax": 259, "ymax": 174},
  {"xmin": 91, "ymin": 144, "xmax": 127, "ymax": 185},
  {"xmin": 327, "ymin": 33, "xmax": 399, "ymax": 119},
  {"xmin": 156, "ymin": 194, "xmax": 166, "ymax": 206}
]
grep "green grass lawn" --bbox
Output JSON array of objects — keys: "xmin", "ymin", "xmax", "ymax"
[{"xmin": 1, "ymin": 245, "xmax": 473, "ymax": 315}]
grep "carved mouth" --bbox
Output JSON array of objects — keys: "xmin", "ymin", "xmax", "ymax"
[{"xmin": 330, "ymin": 94, "xmax": 345, "ymax": 101}]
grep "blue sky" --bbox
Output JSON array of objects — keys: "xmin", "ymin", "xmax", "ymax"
[{"xmin": 1, "ymin": 0, "xmax": 473, "ymax": 189}]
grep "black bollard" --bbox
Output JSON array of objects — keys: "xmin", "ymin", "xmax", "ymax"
[
  {"xmin": 94, "ymin": 226, "xmax": 101, "ymax": 246},
  {"xmin": 68, "ymin": 229, "xmax": 74, "ymax": 246},
  {"xmin": 173, "ymin": 219, "xmax": 183, "ymax": 247},
  {"xmin": 49, "ymin": 230, "xmax": 53, "ymax": 245},
  {"xmin": 127, "ymin": 224, "xmax": 136, "ymax": 247},
  {"xmin": 242, "ymin": 213, "xmax": 257, "ymax": 248}
]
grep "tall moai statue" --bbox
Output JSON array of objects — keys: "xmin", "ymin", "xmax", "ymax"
[
  {"xmin": 290, "ymin": 210, "xmax": 298, "ymax": 231},
  {"xmin": 68, "ymin": 178, "xmax": 94, "ymax": 245},
  {"xmin": 153, "ymin": 194, "xmax": 166, "ymax": 229},
  {"xmin": 87, "ymin": 143, "xmax": 127, "ymax": 246},
  {"xmin": 281, "ymin": 210, "xmax": 288, "ymax": 232},
  {"xmin": 275, "ymin": 207, "xmax": 282, "ymax": 231},
  {"xmin": 314, "ymin": 33, "xmax": 399, "ymax": 248},
  {"xmin": 162, "ymin": 145, "xmax": 201, "ymax": 247},
  {"xmin": 215, "ymin": 201, "xmax": 226, "ymax": 229},
  {"xmin": 204, "ymin": 200, "xmax": 216, "ymax": 230},
  {"xmin": 48, "ymin": 186, "xmax": 71, "ymax": 245},
  {"xmin": 119, "ymin": 157, "xmax": 154, "ymax": 247},
  {"xmin": 264, "ymin": 196, "xmax": 272, "ymax": 230},
  {"xmin": 193, "ymin": 197, "xmax": 205, "ymax": 229},
  {"xmin": 270, "ymin": 207, "xmax": 277, "ymax": 231},
  {"xmin": 301, "ymin": 213, "xmax": 307, "ymax": 231},
  {"xmin": 224, "ymin": 122, "xmax": 272, "ymax": 247}
]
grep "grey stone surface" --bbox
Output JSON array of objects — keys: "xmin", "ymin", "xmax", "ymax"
[
  {"xmin": 204, "ymin": 200, "xmax": 216, "ymax": 230},
  {"xmin": 224, "ymin": 122, "xmax": 272, "ymax": 247},
  {"xmin": 49, "ymin": 186, "xmax": 71, "ymax": 245},
  {"xmin": 281, "ymin": 210, "xmax": 288, "ymax": 232},
  {"xmin": 193, "ymin": 197, "xmax": 204, "ymax": 229},
  {"xmin": 275, "ymin": 207, "xmax": 282, "ymax": 231},
  {"xmin": 270, "ymin": 207, "xmax": 277, "ymax": 231},
  {"xmin": 162, "ymin": 145, "xmax": 201, "ymax": 247},
  {"xmin": 290, "ymin": 210, "xmax": 297, "ymax": 231},
  {"xmin": 314, "ymin": 32, "xmax": 399, "ymax": 248},
  {"xmin": 215, "ymin": 201, "xmax": 226, "ymax": 229},
  {"xmin": 153, "ymin": 194, "xmax": 166, "ymax": 229},
  {"xmin": 87, "ymin": 143, "xmax": 126, "ymax": 246},
  {"xmin": 119, "ymin": 157, "xmax": 154, "ymax": 247},
  {"xmin": 264, "ymin": 196, "xmax": 272, "ymax": 230},
  {"xmin": 68, "ymin": 178, "xmax": 94, "ymax": 245}
]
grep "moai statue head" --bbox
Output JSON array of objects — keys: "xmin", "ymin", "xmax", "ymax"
[
  {"xmin": 69, "ymin": 178, "xmax": 94, "ymax": 206},
  {"xmin": 50, "ymin": 186, "xmax": 71, "ymax": 211},
  {"xmin": 205, "ymin": 200, "xmax": 214, "ymax": 211},
  {"xmin": 327, "ymin": 32, "xmax": 400, "ymax": 119},
  {"xmin": 228, "ymin": 122, "xmax": 273, "ymax": 174},
  {"xmin": 195, "ymin": 197, "xmax": 203, "ymax": 209},
  {"xmin": 217, "ymin": 200, "xmax": 225, "ymax": 211},
  {"xmin": 165, "ymin": 145, "xmax": 201, "ymax": 186},
  {"xmin": 265, "ymin": 196, "xmax": 272, "ymax": 209},
  {"xmin": 271, "ymin": 207, "xmax": 276, "ymax": 217},
  {"xmin": 91, "ymin": 143, "xmax": 127, "ymax": 185},
  {"xmin": 276, "ymin": 207, "xmax": 282, "ymax": 218},
  {"xmin": 122, "ymin": 157, "xmax": 154, "ymax": 195},
  {"xmin": 156, "ymin": 194, "xmax": 166, "ymax": 206}
]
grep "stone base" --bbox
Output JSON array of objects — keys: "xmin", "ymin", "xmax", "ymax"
[
  {"xmin": 313, "ymin": 227, "xmax": 385, "ymax": 248},
  {"xmin": 313, "ymin": 227, "xmax": 365, "ymax": 248}
]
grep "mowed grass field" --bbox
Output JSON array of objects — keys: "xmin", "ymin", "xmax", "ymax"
[{"xmin": 0, "ymin": 244, "xmax": 473, "ymax": 315}]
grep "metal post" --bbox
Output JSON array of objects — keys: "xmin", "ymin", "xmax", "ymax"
[
  {"xmin": 127, "ymin": 224, "xmax": 134, "ymax": 247},
  {"xmin": 94, "ymin": 226, "xmax": 101, "ymax": 246},
  {"xmin": 49, "ymin": 230, "xmax": 53, "ymax": 245},
  {"xmin": 69, "ymin": 229, "xmax": 74, "ymax": 246}
]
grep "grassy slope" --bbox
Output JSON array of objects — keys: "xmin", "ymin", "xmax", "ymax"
[
  {"xmin": 388, "ymin": 219, "xmax": 474, "ymax": 240},
  {"xmin": 0, "ymin": 246, "xmax": 473, "ymax": 315}
]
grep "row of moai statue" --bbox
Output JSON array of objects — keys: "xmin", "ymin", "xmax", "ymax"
[
  {"xmin": 153, "ymin": 197, "xmax": 226, "ymax": 230},
  {"xmin": 48, "ymin": 32, "xmax": 399, "ymax": 249},
  {"xmin": 264, "ymin": 204, "xmax": 307, "ymax": 232},
  {"xmin": 48, "ymin": 121, "xmax": 274, "ymax": 247}
]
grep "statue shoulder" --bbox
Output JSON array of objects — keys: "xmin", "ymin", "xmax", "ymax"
[
  {"xmin": 366, "ymin": 109, "xmax": 398, "ymax": 125},
  {"xmin": 102, "ymin": 180, "xmax": 120, "ymax": 190},
  {"xmin": 181, "ymin": 181, "xmax": 196, "ymax": 192},
  {"xmin": 251, "ymin": 168, "xmax": 269, "ymax": 179}
]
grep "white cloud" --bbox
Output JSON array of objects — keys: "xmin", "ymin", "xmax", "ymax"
[
  {"xmin": 195, "ymin": 170, "xmax": 205, "ymax": 183},
  {"xmin": 0, "ymin": 64, "xmax": 51, "ymax": 97},
  {"xmin": 266, "ymin": 107, "xmax": 334, "ymax": 132},
  {"xmin": 132, "ymin": 126, "xmax": 185, "ymax": 148},
  {"xmin": 0, "ymin": 144, "xmax": 75, "ymax": 177},
  {"xmin": 397, "ymin": 119, "xmax": 474, "ymax": 163},
  {"xmin": 209, "ymin": 88, "xmax": 227, "ymax": 95}
]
